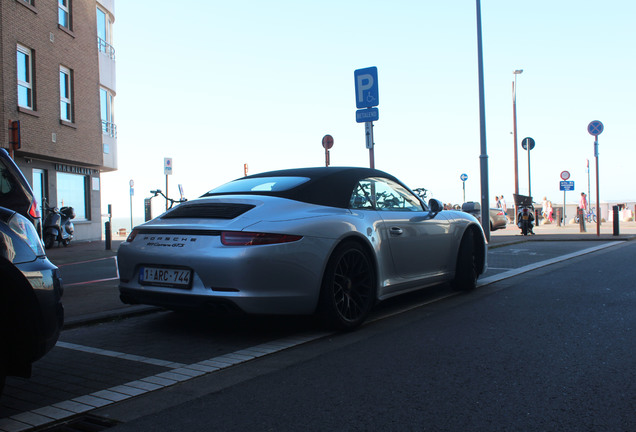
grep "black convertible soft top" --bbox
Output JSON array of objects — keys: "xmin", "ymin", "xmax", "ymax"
[{"xmin": 203, "ymin": 167, "xmax": 406, "ymax": 209}]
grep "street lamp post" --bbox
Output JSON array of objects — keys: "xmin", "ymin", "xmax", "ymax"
[
  {"xmin": 512, "ymin": 69, "xmax": 523, "ymax": 213},
  {"xmin": 476, "ymin": 0, "xmax": 490, "ymax": 241}
]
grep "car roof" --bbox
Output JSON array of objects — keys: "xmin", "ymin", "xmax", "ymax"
[{"xmin": 207, "ymin": 166, "xmax": 405, "ymax": 209}]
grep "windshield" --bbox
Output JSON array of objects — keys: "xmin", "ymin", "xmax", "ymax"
[{"xmin": 203, "ymin": 176, "xmax": 310, "ymax": 196}]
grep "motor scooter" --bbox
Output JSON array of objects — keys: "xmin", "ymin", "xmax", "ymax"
[
  {"xmin": 43, "ymin": 201, "xmax": 75, "ymax": 248},
  {"xmin": 514, "ymin": 194, "xmax": 535, "ymax": 236}
]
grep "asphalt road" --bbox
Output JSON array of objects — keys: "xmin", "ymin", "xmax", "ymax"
[
  {"xmin": 2, "ymin": 238, "xmax": 635, "ymax": 431},
  {"xmin": 95, "ymin": 241, "xmax": 636, "ymax": 431}
]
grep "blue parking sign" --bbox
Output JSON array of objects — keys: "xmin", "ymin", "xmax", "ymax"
[{"xmin": 354, "ymin": 67, "xmax": 379, "ymax": 109}]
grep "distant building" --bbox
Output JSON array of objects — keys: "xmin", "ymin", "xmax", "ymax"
[{"xmin": 0, "ymin": 0, "xmax": 117, "ymax": 241}]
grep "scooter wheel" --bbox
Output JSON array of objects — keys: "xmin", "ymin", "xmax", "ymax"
[
  {"xmin": 44, "ymin": 235, "xmax": 55, "ymax": 249},
  {"xmin": 62, "ymin": 239, "xmax": 70, "ymax": 247}
]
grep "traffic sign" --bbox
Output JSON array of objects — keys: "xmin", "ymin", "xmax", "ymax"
[
  {"xmin": 560, "ymin": 171, "xmax": 570, "ymax": 180},
  {"xmin": 588, "ymin": 120, "xmax": 604, "ymax": 136},
  {"xmin": 322, "ymin": 134, "xmax": 334, "ymax": 149},
  {"xmin": 560, "ymin": 180, "xmax": 574, "ymax": 191},
  {"xmin": 460, "ymin": 173, "xmax": 468, "ymax": 182},
  {"xmin": 354, "ymin": 67, "xmax": 379, "ymax": 109},
  {"xmin": 356, "ymin": 108, "xmax": 379, "ymax": 123},
  {"xmin": 521, "ymin": 137, "xmax": 535, "ymax": 150},
  {"xmin": 164, "ymin": 157, "xmax": 173, "ymax": 175}
]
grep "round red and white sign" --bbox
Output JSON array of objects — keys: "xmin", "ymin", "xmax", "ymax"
[{"xmin": 560, "ymin": 171, "xmax": 570, "ymax": 180}]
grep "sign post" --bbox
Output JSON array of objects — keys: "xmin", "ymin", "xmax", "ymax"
[
  {"xmin": 460, "ymin": 173, "xmax": 468, "ymax": 203},
  {"xmin": 560, "ymin": 171, "xmax": 572, "ymax": 225},
  {"xmin": 322, "ymin": 135, "xmax": 334, "ymax": 167},
  {"xmin": 588, "ymin": 120, "xmax": 604, "ymax": 236},
  {"xmin": 521, "ymin": 137, "xmax": 535, "ymax": 198},
  {"xmin": 129, "ymin": 179, "xmax": 134, "ymax": 232},
  {"xmin": 164, "ymin": 158, "xmax": 172, "ymax": 211},
  {"xmin": 354, "ymin": 67, "xmax": 379, "ymax": 169}
]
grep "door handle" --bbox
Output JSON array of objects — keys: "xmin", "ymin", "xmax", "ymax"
[{"xmin": 390, "ymin": 226, "xmax": 403, "ymax": 235}]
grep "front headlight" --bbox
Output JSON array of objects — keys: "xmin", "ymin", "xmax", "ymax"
[{"xmin": 8, "ymin": 212, "xmax": 45, "ymax": 256}]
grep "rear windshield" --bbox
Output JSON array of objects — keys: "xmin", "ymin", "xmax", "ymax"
[{"xmin": 204, "ymin": 176, "xmax": 310, "ymax": 195}]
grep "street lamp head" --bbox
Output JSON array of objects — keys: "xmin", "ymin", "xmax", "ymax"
[{"xmin": 513, "ymin": 69, "xmax": 524, "ymax": 74}]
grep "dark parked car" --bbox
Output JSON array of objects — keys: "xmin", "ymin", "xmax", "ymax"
[
  {"xmin": 0, "ymin": 151, "xmax": 63, "ymax": 396},
  {"xmin": 0, "ymin": 148, "xmax": 41, "ymax": 233}
]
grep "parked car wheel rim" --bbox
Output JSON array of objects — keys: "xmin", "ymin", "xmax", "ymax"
[{"xmin": 320, "ymin": 241, "xmax": 375, "ymax": 330}]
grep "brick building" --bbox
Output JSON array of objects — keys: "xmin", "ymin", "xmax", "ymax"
[{"xmin": 0, "ymin": 0, "xmax": 117, "ymax": 241}]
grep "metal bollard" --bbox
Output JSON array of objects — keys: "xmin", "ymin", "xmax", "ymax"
[
  {"xmin": 578, "ymin": 208, "xmax": 586, "ymax": 232},
  {"xmin": 105, "ymin": 221, "xmax": 112, "ymax": 250},
  {"xmin": 613, "ymin": 206, "xmax": 619, "ymax": 236}
]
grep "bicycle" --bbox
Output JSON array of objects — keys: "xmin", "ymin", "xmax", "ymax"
[
  {"xmin": 413, "ymin": 188, "xmax": 429, "ymax": 201},
  {"xmin": 148, "ymin": 189, "xmax": 187, "ymax": 209},
  {"xmin": 575, "ymin": 206, "xmax": 597, "ymax": 223}
]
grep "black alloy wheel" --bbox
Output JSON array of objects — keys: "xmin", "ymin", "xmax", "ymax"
[{"xmin": 319, "ymin": 241, "xmax": 375, "ymax": 331}]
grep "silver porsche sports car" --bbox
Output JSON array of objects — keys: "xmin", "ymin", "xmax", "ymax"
[{"xmin": 118, "ymin": 167, "xmax": 487, "ymax": 330}]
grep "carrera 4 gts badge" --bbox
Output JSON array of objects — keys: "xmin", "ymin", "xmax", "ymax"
[{"xmin": 143, "ymin": 235, "xmax": 197, "ymax": 248}]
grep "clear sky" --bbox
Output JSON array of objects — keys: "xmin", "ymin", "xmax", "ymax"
[{"xmin": 102, "ymin": 0, "xmax": 636, "ymax": 220}]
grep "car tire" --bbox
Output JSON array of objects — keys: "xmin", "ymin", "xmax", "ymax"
[
  {"xmin": 44, "ymin": 234, "xmax": 55, "ymax": 249},
  {"xmin": 318, "ymin": 241, "xmax": 375, "ymax": 331},
  {"xmin": 452, "ymin": 229, "xmax": 478, "ymax": 292}
]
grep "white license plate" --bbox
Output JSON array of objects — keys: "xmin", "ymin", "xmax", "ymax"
[{"xmin": 139, "ymin": 267, "xmax": 192, "ymax": 288}]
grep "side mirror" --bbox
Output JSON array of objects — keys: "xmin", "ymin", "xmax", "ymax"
[{"xmin": 428, "ymin": 199, "xmax": 443, "ymax": 214}]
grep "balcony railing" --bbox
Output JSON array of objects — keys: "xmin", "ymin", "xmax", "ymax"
[
  {"xmin": 97, "ymin": 37, "xmax": 116, "ymax": 60},
  {"xmin": 102, "ymin": 120, "xmax": 117, "ymax": 138}
]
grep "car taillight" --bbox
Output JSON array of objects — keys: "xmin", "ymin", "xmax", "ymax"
[
  {"xmin": 221, "ymin": 231, "xmax": 302, "ymax": 246},
  {"xmin": 29, "ymin": 199, "xmax": 41, "ymax": 219},
  {"xmin": 126, "ymin": 229, "xmax": 139, "ymax": 242}
]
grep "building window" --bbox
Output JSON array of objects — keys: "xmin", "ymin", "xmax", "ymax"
[
  {"xmin": 96, "ymin": 6, "xmax": 115, "ymax": 59},
  {"xmin": 17, "ymin": 45, "xmax": 34, "ymax": 109},
  {"xmin": 100, "ymin": 88, "xmax": 116, "ymax": 137},
  {"xmin": 56, "ymin": 172, "xmax": 87, "ymax": 220},
  {"xmin": 58, "ymin": 0, "xmax": 70, "ymax": 28},
  {"xmin": 60, "ymin": 66, "xmax": 73, "ymax": 122}
]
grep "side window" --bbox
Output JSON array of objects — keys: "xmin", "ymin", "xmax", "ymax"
[
  {"xmin": 349, "ymin": 178, "xmax": 423, "ymax": 212},
  {"xmin": 350, "ymin": 180, "xmax": 374, "ymax": 209}
]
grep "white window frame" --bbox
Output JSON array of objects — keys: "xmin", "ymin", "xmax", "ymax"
[
  {"xmin": 60, "ymin": 66, "xmax": 73, "ymax": 122},
  {"xmin": 58, "ymin": 0, "xmax": 70, "ymax": 28},
  {"xmin": 17, "ymin": 45, "xmax": 33, "ymax": 110},
  {"xmin": 100, "ymin": 87, "xmax": 116, "ymax": 137}
]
